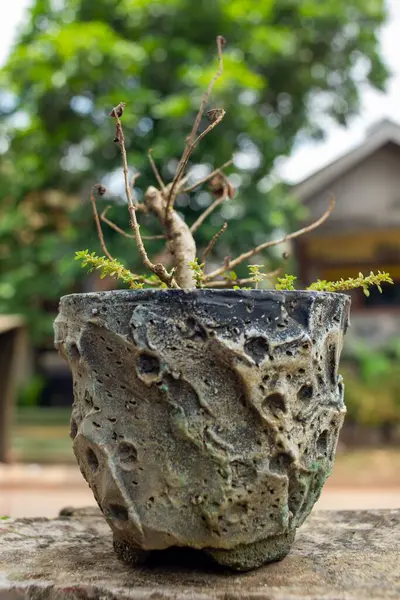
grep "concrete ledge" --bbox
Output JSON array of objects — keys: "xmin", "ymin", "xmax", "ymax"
[{"xmin": 0, "ymin": 508, "xmax": 399, "ymax": 599}]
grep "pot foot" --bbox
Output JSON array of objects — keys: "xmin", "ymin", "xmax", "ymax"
[
  {"xmin": 113, "ymin": 538, "xmax": 150, "ymax": 566},
  {"xmin": 205, "ymin": 530, "xmax": 296, "ymax": 571}
]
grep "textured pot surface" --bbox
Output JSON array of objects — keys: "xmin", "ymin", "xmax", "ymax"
[{"xmin": 54, "ymin": 289, "xmax": 350, "ymax": 570}]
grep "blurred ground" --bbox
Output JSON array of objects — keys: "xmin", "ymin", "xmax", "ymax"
[{"xmin": 1, "ymin": 408, "xmax": 399, "ymax": 518}]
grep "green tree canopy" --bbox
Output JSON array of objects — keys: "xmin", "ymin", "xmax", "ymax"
[{"xmin": 0, "ymin": 0, "xmax": 388, "ymax": 342}]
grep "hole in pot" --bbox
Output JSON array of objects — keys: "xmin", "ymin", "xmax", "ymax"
[
  {"xmin": 269, "ymin": 453, "xmax": 293, "ymax": 474},
  {"xmin": 87, "ymin": 448, "xmax": 99, "ymax": 473},
  {"xmin": 70, "ymin": 419, "xmax": 78, "ymax": 439},
  {"xmin": 192, "ymin": 326, "xmax": 208, "ymax": 342},
  {"xmin": 137, "ymin": 352, "xmax": 160, "ymax": 377},
  {"xmin": 186, "ymin": 317, "xmax": 196, "ymax": 329},
  {"xmin": 117, "ymin": 441, "xmax": 138, "ymax": 470},
  {"xmin": 84, "ymin": 391, "xmax": 93, "ymax": 407},
  {"xmin": 327, "ymin": 344, "xmax": 337, "ymax": 384},
  {"xmin": 263, "ymin": 392, "xmax": 286, "ymax": 415},
  {"xmin": 298, "ymin": 384, "xmax": 313, "ymax": 401},
  {"xmin": 316, "ymin": 430, "xmax": 329, "ymax": 455},
  {"xmin": 92, "ymin": 421, "xmax": 101, "ymax": 428},
  {"xmin": 69, "ymin": 343, "xmax": 81, "ymax": 360},
  {"xmin": 108, "ymin": 504, "xmax": 128, "ymax": 521},
  {"xmin": 244, "ymin": 337, "xmax": 269, "ymax": 364}
]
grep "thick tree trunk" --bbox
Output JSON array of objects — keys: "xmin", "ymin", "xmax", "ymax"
[{"xmin": 144, "ymin": 186, "xmax": 197, "ymax": 288}]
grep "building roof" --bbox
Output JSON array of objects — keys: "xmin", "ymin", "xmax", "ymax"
[
  {"xmin": 0, "ymin": 315, "xmax": 25, "ymax": 334},
  {"xmin": 292, "ymin": 119, "xmax": 400, "ymax": 202}
]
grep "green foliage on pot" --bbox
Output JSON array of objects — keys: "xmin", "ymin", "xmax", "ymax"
[
  {"xmin": 0, "ymin": 0, "xmax": 388, "ymax": 341},
  {"xmin": 75, "ymin": 250, "xmax": 393, "ymax": 295},
  {"xmin": 275, "ymin": 272, "xmax": 393, "ymax": 294}
]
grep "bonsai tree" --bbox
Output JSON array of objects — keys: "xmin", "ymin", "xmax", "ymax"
[
  {"xmin": 76, "ymin": 36, "xmax": 392, "ymax": 296},
  {"xmin": 56, "ymin": 36, "xmax": 393, "ymax": 573}
]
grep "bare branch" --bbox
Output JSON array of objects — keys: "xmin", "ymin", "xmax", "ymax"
[
  {"xmin": 166, "ymin": 35, "xmax": 226, "ymax": 216},
  {"xmin": 193, "ymin": 108, "xmax": 225, "ymax": 147},
  {"xmin": 141, "ymin": 234, "xmax": 166, "ymax": 241},
  {"xmin": 190, "ymin": 192, "xmax": 228, "ymax": 234},
  {"xmin": 111, "ymin": 109, "xmax": 178, "ymax": 288},
  {"xmin": 90, "ymin": 185, "xmax": 114, "ymax": 261},
  {"xmin": 183, "ymin": 159, "xmax": 233, "ymax": 193},
  {"xmin": 100, "ymin": 206, "xmax": 134, "ymax": 238},
  {"xmin": 202, "ymin": 222, "xmax": 228, "ymax": 265},
  {"xmin": 263, "ymin": 267, "xmax": 282, "ymax": 281},
  {"xmin": 100, "ymin": 206, "xmax": 166, "ymax": 241},
  {"xmin": 148, "ymin": 149, "xmax": 166, "ymax": 192},
  {"xmin": 166, "ymin": 108, "xmax": 226, "ymax": 216},
  {"xmin": 204, "ymin": 277, "xmax": 254, "ymax": 289},
  {"xmin": 205, "ymin": 267, "xmax": 282, "ymax": 288},
  {"xmin": 204, "ymin": 197, "xmax": 335, "ymax": 282},
  {"xmin": 205, "ymin": 278, "xmax": 250, "ymax": 288}
]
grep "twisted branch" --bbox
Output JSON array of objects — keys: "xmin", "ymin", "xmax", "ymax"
[
  {"xmin": 183, "ymin": 159, "xmax": 233, "ymax": 194},
  {"xmin": 110, "ymin": 105, "xmax": 178, "ymax": 287},
  {"xmin": 101, "ymin": 206, "xmax": 165, "ymax": 241},
  {"xmin": 165, "ymin": 35, "xmax": 226, "ymax": 216},
  {"xmin": 148, "ymin": 148, "xmax": 166, "ymax": 192},
  {"xmin": 202, "ymin": 222, "xmax": 228, "ymax": 266},
  {"xmin": 90, "ymin": 185, "xmax": 113, "ymax": 261},
  {"xmin": 204, "ymin": 197, "xmax": 335, "ymax": 282},
  {"xmin": 190, "ymin": 192, "xmax": 228, "ymax": 234}
]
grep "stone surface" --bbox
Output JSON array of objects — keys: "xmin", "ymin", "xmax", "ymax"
[
  {"xmin": 54, "ymin": 289, "xmax": 350, "ymax": 569},
  {"xmin": 0, "ymin": 508, "xmax": 399, "ymax": 599}
]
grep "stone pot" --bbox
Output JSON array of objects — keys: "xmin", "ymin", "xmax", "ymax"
[{"xmin": 54, "ymin": 289, "xmax": 350, "ymax": 571}]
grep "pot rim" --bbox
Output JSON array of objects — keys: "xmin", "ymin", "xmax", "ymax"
[{"xmin": 60, "ymin": 288, "xmax": 351, "ymax": 303}]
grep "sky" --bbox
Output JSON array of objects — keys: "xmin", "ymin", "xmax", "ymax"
[{"xmin": 1, "ymin": 0, "xmax": 399, "ymax": 185}]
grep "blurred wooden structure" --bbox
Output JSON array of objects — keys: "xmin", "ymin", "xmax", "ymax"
[
  {"xmin": 0, "ymin": 316, "xmax": 27, "ymax": 462},
  {"xmin": 293, "ymin": 119, "xmax": 400, "ymax": 346}
]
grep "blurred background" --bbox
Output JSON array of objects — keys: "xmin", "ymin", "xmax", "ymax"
[{"xmin": 0, "ymin": 0, "xmax": 399, "ymax": 518}]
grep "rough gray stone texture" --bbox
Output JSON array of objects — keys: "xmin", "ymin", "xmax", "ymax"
[
  {"xmin": 54, "ymin": 289, "xmax": 350, "ymax": 569},
  {"xmin": 0, "ymin": 508, "xmax": 399, "ymax": 599}
]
